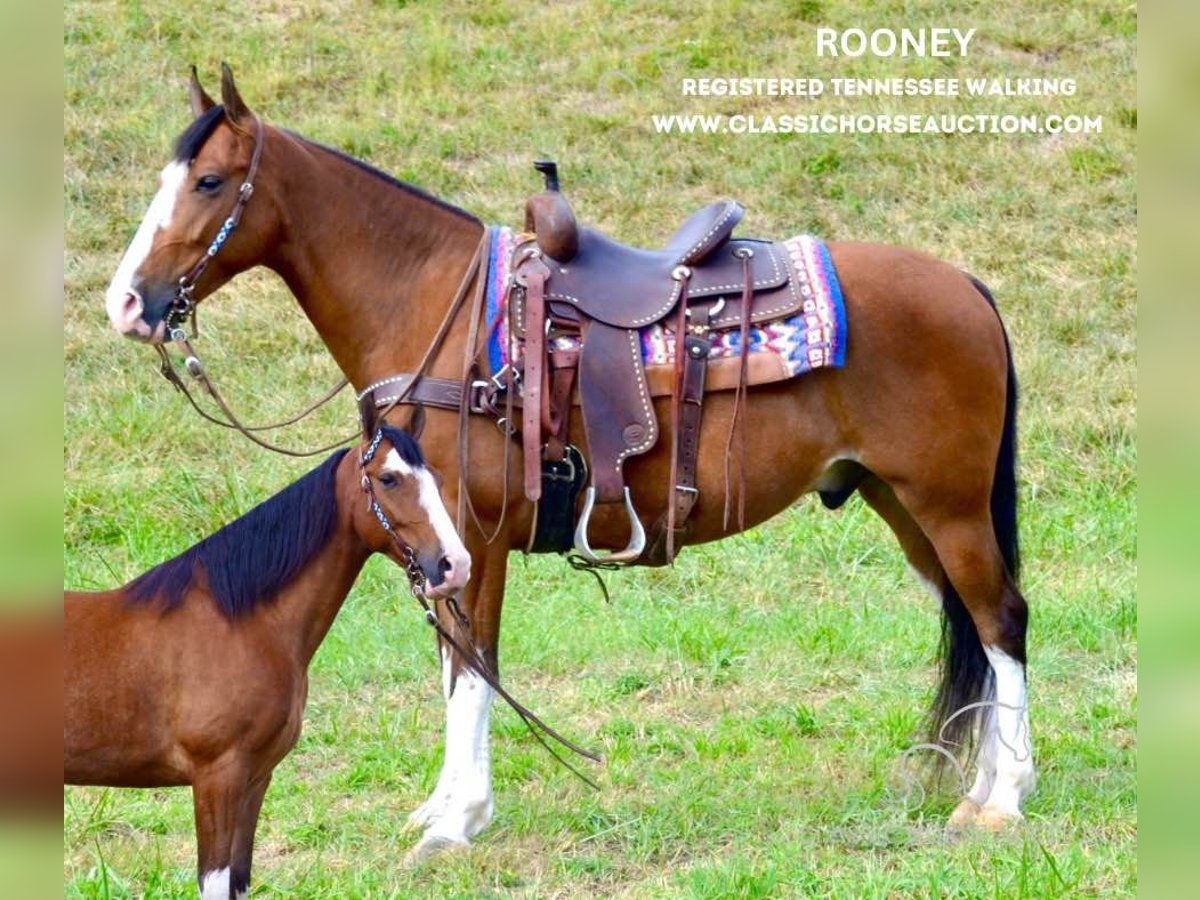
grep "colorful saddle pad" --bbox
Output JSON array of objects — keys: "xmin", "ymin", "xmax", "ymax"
[{"xmin": 485, "ymin": 228, "xmax": 846, "ymax": 382}]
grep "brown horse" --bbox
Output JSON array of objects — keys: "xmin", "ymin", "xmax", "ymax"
[
  {"xmin": 65, "ymin": 424, "xmax": 470, "ymax": 898},
  {"xmin": 101, "ymin": 66, "xmax": 1033, "ymax": 858}
]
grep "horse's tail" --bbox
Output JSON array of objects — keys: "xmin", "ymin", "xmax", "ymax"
[
  {"xmin": 969, "ymin": 273, "xmax": 1020, "ymax": 582},
  {"xmin": 928, "ymin": 273, "xmax": 1020, "ymax": 765}
]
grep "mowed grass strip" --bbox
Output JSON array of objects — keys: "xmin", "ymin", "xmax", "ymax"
[{"xmin": 65, "ymin": 0, "xmax": 1135, "ymax": 896}]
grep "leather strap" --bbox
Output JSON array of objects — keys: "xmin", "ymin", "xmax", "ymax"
[
  {"xmin": 455, "ymin": 232, "xmax": 496, "ymax": 539},
  {"xmin": 173, "ymin": 116, "xmax": 267, "ymax": 316},
  {"xmin": 723, "ymin": 252, "xmax": 756, "ymax": 531},
  {"xmin": 671, "ymin": 309, "xmax": 710, "ymax": 556},
  {"xmin": 544, "ymin": 347, "xmax": 578, "ymax": 464},
  {"xmin": 354, "ymin": 227, "xmax": 493, "ymax": 421},
  {"xmin": 665, "ymin": 275, "xmax": 690, "ymax": 558},
  {"xmin": 156, "ymin": 338, "xmax": 356, "ymax": 458},
  {"xmin": 359, "ymin": 374, "xmax": 470, "ymax": 415},
  {"xmin": 517, "ymin": 256, "xmax": 551, "ymax": 502},
  {"xmin": 648, "ymin": 296, "xmax": 710, "ymax": 565}
]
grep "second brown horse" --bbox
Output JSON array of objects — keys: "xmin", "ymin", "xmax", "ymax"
[{"xmin": 65, "ymin": 425, "xmax": 469, "ymax": 898}]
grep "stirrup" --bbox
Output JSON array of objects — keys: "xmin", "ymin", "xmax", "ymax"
[{"xmin": 572, "ymin": 486, "xmax": 646, "ymax": 564}]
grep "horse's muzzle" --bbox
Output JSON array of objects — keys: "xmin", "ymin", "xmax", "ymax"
[
  {"xmin": 106, "ymin": 288, "xmax": 169, "ymax": 343},
  {"xmin": 422, "ymin": 550, "xmax": 470, "ymax": 598}
]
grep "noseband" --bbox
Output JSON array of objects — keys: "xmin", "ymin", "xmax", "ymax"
[{"xmin": 165, "ymin": 115, "xmax": 265, "ymax": 336}]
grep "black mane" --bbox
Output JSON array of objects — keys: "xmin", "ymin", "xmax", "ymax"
[
  {"xmin": 127, "ymin": 449, "xmax": 350, "ymax": 619},
  {"xmin": 287, "ymin": 131, "xmax": 480, "ymax": 224},
  {"xmin": 379, "ymin": 424, "xmax": 425, "ymax": 469},
  {"xmin": 169, "ymin": 106, "xmax": 479, "ymax": 223},
  {"xmin": 173, "ymin": 105, "xmax": 226, "ymax": 163}
]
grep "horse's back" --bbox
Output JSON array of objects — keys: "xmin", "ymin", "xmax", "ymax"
[{"xmin": 826, "ymin": 240, "xmax": 1005, "ymax": 351}]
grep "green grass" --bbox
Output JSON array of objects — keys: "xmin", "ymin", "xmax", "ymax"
[{"xmin": 65, "ymin": 0, "xmax": 1135, "ymax": 895}]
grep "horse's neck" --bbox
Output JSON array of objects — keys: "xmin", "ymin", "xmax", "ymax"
[
  {"xmin": 265, "ymin": 131, "xmax": 485, "ymax": 388},
  {"xmin": 268, "ymin": 494, "xmax": 370, "ymax": 668}
]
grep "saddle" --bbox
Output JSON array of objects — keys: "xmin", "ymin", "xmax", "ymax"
[{"xmin": 511, "ymin": 162, "xmax": 806, "ymax": 565}]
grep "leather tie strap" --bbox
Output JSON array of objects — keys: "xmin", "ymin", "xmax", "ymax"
[
  {"xmin": 544, "ymin": 347, "xmax": 579, "ymax": 464},
  {"xmin": 670, "ymin": 305, "xmax": 710, "ymax": 560},
  {"xmin": 723, "ymin": 251, "xmax": 756, "ymax": 531},
  {"xmin": 518, "ymin": 254, "xmax": 552, "ymax": 502}
]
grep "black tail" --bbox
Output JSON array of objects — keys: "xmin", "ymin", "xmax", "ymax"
[
  {"xmin": 975, "ymin": 274, "xmax": 1021, "ymax": 582},
  {"xmin": 928, "ymin": 274, "xmax": 1020, "ymax": 765}
]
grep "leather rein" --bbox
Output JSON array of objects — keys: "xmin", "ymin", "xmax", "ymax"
[
  {"xmin": 359, "ymin": 425, "xmax": 601, "ymax": 784},
  {"xmin": 154, "ymin": 115, "xmax": 352, "ymax": 458}
]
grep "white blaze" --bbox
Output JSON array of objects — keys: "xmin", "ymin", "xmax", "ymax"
[
  {"xmin": 381, "ymin": 449, "xmax": 471, "ymax": 586},
  {"xmin": 105, "ymin": 160, "xmax": 189, "ymax": 326}
]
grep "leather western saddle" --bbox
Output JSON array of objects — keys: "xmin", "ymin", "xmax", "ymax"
[
  {"xmin": 511, "ymin": 162, "xmax": 803, "ymax": 565},
  {"xmin": 358, "ymin": 161, "xmax": 811, "ymax": 566}
]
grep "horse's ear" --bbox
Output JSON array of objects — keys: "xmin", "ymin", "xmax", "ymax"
[
  {"xmin": 358, "ymin": 396, "xmax": 380, "ymax": 443},
  {"xmin": 219, "ymin": 61, "xmax": 250, "ymax": 125},
  {"xmin": 188, "ymin": 65, "xmax": 216, "ymax": 117},
  {"xmin": 408, "ymin": 404, "xmax": 426, "ymax": 440}
]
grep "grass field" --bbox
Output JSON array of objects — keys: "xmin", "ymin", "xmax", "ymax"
[{"xmin": 64, "ymin": 0, "xmax": 1135, "ymax": 896}]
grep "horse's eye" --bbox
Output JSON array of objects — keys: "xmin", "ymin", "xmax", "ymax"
[
  {"xmin": 195, "ymin": 174, "xmax": 224, "ymax": 194},
  {"xmin": 378, "ymin": 472, "xmax": 398, "ymax": 488}
]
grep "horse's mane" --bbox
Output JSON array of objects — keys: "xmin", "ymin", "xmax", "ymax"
[
  {"xmin": 284, "ymin": 130, "xmax": 481, "ymax": 225},
  {"xmin": 174, "ymin": 105, "xmax": 226, "ymax": 163},
  {"xmin": 377, "ymin": 423, "xmax": 425, "ymax": 468},
  {"xmin": 127, "ymin": 449, "xmax": 350, "ymax": 619},
  {"xmin": 170, "ymin": 104, "xmax": 480, "ymax": 224}
]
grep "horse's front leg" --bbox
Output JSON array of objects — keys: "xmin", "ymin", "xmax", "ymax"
[{"xmin": 407, "ymin": 539, "xmax": 508, "ymax": 862}]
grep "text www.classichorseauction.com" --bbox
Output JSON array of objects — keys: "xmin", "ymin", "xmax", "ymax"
[{"xmin": 653, "ymin": 26, "xmax": 1103, "ymax": 136}]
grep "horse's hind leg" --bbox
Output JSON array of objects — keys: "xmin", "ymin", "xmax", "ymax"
[
  {"xmin": 227, "ymin": 773, "xmax": 271, "ymax": 899},
  {"xmin": 192, "ymin": 762, "xmax": 249, "ymax": 899},
  {"xmin": 859, "ymin": 476, "xmax": 945, "ymax": 598},
  {"xmin": 893, "ymin": 484, "xmax": 1034, "ymax": 830},
  {"xmin": 861, "ymin": 477, "xmax": 1016, "ymax": 827}
]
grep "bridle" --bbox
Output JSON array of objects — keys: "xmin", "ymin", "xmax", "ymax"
[
  {"xmin": 151, "ymin": 114, "xmax": 493, "ymax": 461},
  {"xmin": 152, "ymin": 115, "xmax": 353, "ymax": 457},
  {"xmin": 358, "ymin": 427, "xmax": 427, "ymax": 593},
  {"xmin": 358, "ymin": 424, "xmax": 601, "ymax": 783},
  {"xmin": 165, "ymin": 116, "xmax": 265, "ymax": 335}
]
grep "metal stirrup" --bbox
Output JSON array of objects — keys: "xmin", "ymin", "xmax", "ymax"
[{"xmin": 572, "ymin": 486, "xmax": 647, "ymax": 564}]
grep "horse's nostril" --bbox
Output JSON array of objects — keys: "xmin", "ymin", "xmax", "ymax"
[
  {"xmin": 438, "ymin": 556, "xmax": 453, "ymax": 580},
  {"xmin": 120, "ymin": 292, "xmax": 143, "ymax": 324}
]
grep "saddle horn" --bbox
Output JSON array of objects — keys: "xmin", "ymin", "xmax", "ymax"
[{"xmin": 525, "ymin": 159, "xmax": 579, "ymax": 262}]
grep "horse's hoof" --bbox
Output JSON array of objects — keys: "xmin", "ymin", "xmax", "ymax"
[
  {"xmin": 976, "ymin": 805, "xmax": 1024, "ymax": 832},
  {"xmin": 404, "ymin": 833, "xmax": 470, "ymax": 865},
  {"xmin": 405, "ymin": 796, "xmax": 447, "ymax": 832},
  {"xmin": 946, "ymin": 798, "xmax": 981, "ymax": 831}
]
